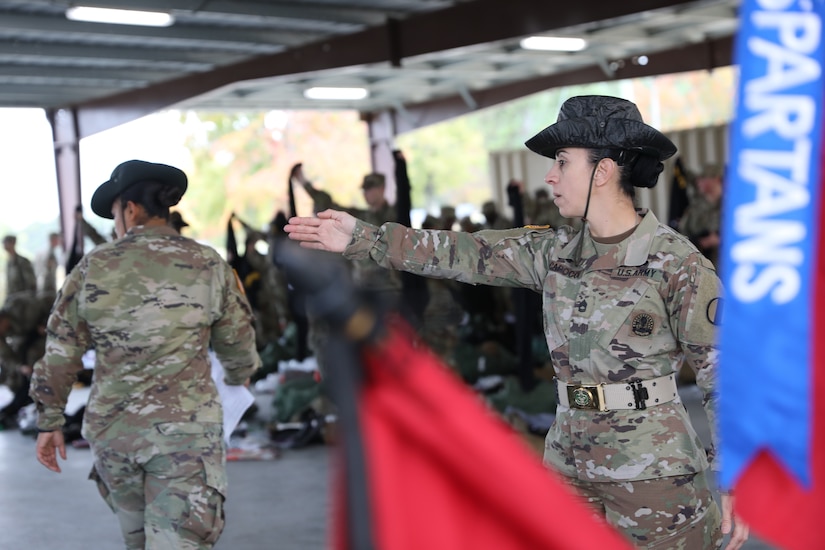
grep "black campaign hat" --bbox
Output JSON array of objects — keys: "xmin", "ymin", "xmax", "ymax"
[
  {"xmin": 525, "ymin": 96, "xmax": 677, "ymax": 163},
  {"xmin": 91, "ymin": 160, "xmax": 188, "ymax": 219}
]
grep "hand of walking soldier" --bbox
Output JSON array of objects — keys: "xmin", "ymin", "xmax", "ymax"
[
  {"xmin": 721, "ymin": 494, "xmax": 749, "ymax": 549},
  {"xmin": 36, "ymin": 430, "xmax": 67, "ymax": 473},
  {"xmin": 285, "ymin": 209, "xmax": 356, "ymax": 253}
]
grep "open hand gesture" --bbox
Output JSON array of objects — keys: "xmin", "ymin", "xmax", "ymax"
[{"xmin": 284, "ymin": 209, "xmax": 356, "ymax": 253}]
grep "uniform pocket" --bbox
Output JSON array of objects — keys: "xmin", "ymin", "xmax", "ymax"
[
  {"xmin": 154, "ymin": 421, "xmax": 224, "ymax": 451},
  {"xmin": 542, "ymin": 294, "xmax": 568, "ymax": 353},
  {"xmin": 88, "ymin": 465, "xmax": 116, "ymax": 513},
  {"xmin": 155, "ymin": 422, "xmax": 209, "ymax": 436},
  {"xmin": 179, "ymin": 456, "xmax": 227, "ymax": 544}
]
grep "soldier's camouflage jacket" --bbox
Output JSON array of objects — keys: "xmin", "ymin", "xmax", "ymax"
[
  {"xmin": 30, "ymin": 225, "xmax": 260, "ymax": 439},
  {"xmin": 345, "ymin": 209, "xmax": 720, "ymax": 483}
]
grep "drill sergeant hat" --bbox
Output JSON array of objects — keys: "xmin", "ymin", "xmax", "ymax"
[
  {"xmin": 91, "ymin": 160, "xmax": 188, "ymax": 219},
  {"xmin": 525, "ymin": 95, "xmax": 677, "ymax": 188}
]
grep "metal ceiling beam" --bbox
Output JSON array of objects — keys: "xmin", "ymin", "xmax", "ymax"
[
  {"xmin": 0, "ymin": 41, "xmax": 233, "ymax": 69},
  {"xmin": 386, "ymin": 35, "xmax": 734, "ymax": 135},
  {"xmin": 0, "ymin": 65, "xmax": 173, "ymax": 84},
  {"xmin": 0, "ymin": 13, "xmax": 300, "ymax": 49},
  {"xmin": 73, "ymin": 0, "xmax": 705, "ymax": 138},
  {"xmin": 43, "ymin": 0, "xmax": 414, "ymax": 26},
  {"xmin": 0, "ymin": 90, "xmax": 110, "ymax": 107}
]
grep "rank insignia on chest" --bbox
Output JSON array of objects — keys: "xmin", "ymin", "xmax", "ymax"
[{"xmin": 631, "ymin": 313, "xmax": 655, "ymax": 336}]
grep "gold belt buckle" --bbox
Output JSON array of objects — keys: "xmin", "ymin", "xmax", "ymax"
[{"xmin": 566, "ymin": 384, "xmax": 607, "ymax": 411}]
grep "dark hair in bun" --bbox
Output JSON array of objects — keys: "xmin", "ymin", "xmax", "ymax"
[
  {"xmin": 119, "ymin": 180, "xmax": 182, "ymax": 220},
  {"xmin": 588, "ymin": 148, "xmax": 664, "ymax": 200}
]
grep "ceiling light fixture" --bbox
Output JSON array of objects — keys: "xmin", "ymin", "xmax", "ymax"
[
  {"xmin": 303, "ymin": 87, "xmax": 369, "ymax": 100},
  {"xmin": 66, "ymin": 6, "xmax": 174, "ymax": 27},
  {"xmin": 520, "ymin": 36, "xmax": 587, "ymax": 52}
]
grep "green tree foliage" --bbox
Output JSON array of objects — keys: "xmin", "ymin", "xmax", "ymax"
[
  {"xmin": 396, "ymin": 117, "xmax": 489, "ymax": 212},
  {"xmin": 178, "ymin": 110, "xmax": 370, "ymax": 248}
]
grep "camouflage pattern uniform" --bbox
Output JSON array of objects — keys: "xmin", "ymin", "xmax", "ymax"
[
  {"xmin": 0, "ymin": 291, "xmax": 53, "ymax": 367},
  {"xmin": 679, "ymin": 194, "xmax": 721, "ymax": 268},
  {"xmin": 35, "ymin": 248, "xmax": 60, "ymax": 294},
  {"xmin": 6, "ymin": 252, "xmax": 36, "ymax": 295},
  {"xmin": 344, "ymin": 209, "xmax": 723, "ymax": 548},
  {"xmin": 30, "ymin": 224, "xmax": 260, "ymax": 550},
  {"xmin": 237, "ymin": 220, "xmax": 292, "ymax": 346},
  {"xmin": 419, "ymin": 278, "xmax": 465, "ymax": 366},
  {"xmin": 0, "ymin": 291, "xmax": 53, "ymax": 417},
  {"xmin": 242, "ymin": 243, "xmax": 285, "ymax": 347}
]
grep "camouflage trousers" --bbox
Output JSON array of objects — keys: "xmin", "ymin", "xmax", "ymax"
[
  {"xmin": 88, "ymin": 422, "xmax": 227, "ymax": 550},
  {"xmin": 565, "ymin": 471, "xmax": 723, "ymax": 549}
]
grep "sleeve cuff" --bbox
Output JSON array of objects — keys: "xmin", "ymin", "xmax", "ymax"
[
  {"xmin": 35, "ymin": 407, "xmax": 66, "ymax": 432},
  {"xmin": 343, "ymin": 220, "xmax": 380, "ymax": 260}
]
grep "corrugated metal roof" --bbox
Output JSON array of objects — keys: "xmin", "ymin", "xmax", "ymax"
[{"xmin": 0, "ymin": 0, "xmax": 740, "ymax": 129}]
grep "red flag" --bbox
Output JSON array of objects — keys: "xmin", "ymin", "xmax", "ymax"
[{"xmin": 334, "ymin": 321, "xmax": 632, "ymax": 550}]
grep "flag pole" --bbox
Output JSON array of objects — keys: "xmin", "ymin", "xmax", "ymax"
[{"xmin": 273, "ymin": 239, "xmax": 379, "ymax": 550}]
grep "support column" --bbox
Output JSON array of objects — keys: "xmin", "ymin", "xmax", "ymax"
[
  {"xmin": 47, "ymin": 108, "xmax": 82, "ymax": 255},
  {"xmin": 364, "ymin": 110, "xmax": 397, "ymax": 204}
]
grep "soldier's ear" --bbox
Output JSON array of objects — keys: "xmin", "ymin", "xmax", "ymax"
[
  {"xmin": 594, "ymin": 157, "xmax": 617, "ymax": 188},
  {"xmin": 124, "ymin": 200, "xmax": 143, "ymax": 220}
]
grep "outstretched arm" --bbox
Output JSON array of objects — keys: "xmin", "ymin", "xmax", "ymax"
[{"xmin": 285, "ymin": 209, "xmax": 356, "ymax": 252}]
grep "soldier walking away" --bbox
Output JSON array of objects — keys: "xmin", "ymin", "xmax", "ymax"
[
  {"xmin": 285, "ymin": 96, "xmax": 749, "ymax": 549},
  {"xmin": 30, "ymin": 159, "xmax": 260, "ymax": 550}
]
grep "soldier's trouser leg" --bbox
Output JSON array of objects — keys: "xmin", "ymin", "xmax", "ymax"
[
  {"xmin": 89, "ymin": 455, "xmax": 148, "ymax": 549},
  {"xmin": 90, "ymin": 422, "xmax": 227, "ymax": 550},
  {"xmin": 566, "ymin": 471, "xmax": 723, "ymax": 549}
]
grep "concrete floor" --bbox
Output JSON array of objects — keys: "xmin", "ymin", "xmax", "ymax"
[
  {"xmin": 0, "ymin": 429, "xmax": 330, "ymax": 550},
  {"xmin": 0, "ymin": 385, "xmax": 774, "ymax": 550}
]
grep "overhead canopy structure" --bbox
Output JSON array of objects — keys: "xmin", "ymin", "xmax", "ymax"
[{"xmin": 0, "ymin": 0, "xmax": 740, "ymax": 239}]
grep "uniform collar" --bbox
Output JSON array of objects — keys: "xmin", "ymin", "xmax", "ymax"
[
  {"xmin": 125, "ymin": 224, "xmax": 179, "ymax": 238},
  {"xmin": 559, "ymin": 209, "xmax": 658, "ymax": 268}
]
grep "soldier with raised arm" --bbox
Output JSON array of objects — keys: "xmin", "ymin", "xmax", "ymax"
[{"xmin": 285, "ymin": 96, "xmax": 748, "ymax": 549}]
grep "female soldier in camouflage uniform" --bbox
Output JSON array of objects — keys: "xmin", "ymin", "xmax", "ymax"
[
  {"xmin": 31, "ymin": 160, "xmax": 260, "ymax": 549},
  {"xmin": 285, "ymin": 96, "xmax": 749, "ymax": 549}
]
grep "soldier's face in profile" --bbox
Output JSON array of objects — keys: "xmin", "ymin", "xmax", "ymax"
[{"xmin": 545, "ymin": 148, "xmax": 590, "ymax": 218}]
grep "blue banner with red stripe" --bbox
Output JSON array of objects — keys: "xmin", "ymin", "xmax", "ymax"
[{"xmin": 719, "ymin": 0, "xmax": 825, "ymax": 490}]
